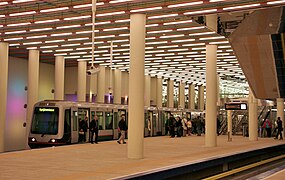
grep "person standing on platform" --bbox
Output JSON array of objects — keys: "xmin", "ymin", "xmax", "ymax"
[
  {"xmin": 187, "ymin": 119, "xmax": 192, "ymax": 136},
  {"xmin": 117, "ymin": 114, "xmax": 128, "ymax": 144},
  {"xmin": 90, "ymin": 115, "xmax": 99, "ymax": 144},
  {"xmin": 182, "ymin": 117, "xmax": 188, "ymax": 137},
  {"xmin": 165, "ymin": 115, "xmax": 170, "ymax": 136},
  {"xmin": 147, "ymin": 116, "xmax": 151, "ymax": 137},
  {"xmin": 275, "ymin": 117, "xmax": 283, "ymax": 140},
  {"xmin": 169, "ymin": 114, "xmax": 176, "ymax": 138},
  {"xmin": 263, "ymin": 119, "xmax": 272, "ymax": 138}
]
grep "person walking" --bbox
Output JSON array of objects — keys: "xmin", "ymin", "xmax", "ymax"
[
  {"xmin": 275, "ymin": 117, "xmax": 283, "ymax": 140},
  {"xmin": 263, "ymin": 119, "xmax": 272, "ymax": 138},
  {"xmin": 90, "ymin": 115, "xmax": 99, "ymax": 144},
  {"xmin": 117, "ymin": 114, "xmax": 128, "ymax": 144}
]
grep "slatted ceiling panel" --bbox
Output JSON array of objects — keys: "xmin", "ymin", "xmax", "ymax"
[{"xmin": 2, "ymin": 0, "xmax": 284, "ymax": 90}]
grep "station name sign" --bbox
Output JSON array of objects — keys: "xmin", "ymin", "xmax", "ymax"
[{"xmin": 225, "ymin": 103, "xmax": 247, "ymax": 110}]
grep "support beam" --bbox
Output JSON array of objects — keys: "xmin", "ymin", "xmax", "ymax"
[
  {"xmin": 77, "ymin": 61, "xmax": 87, "ymax": 102},
  {"xmin": 54, "ymin": 56, "xmax": 65, "ymax": 100}
]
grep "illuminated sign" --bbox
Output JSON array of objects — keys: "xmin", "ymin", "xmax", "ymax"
[
  {"xmin": 225, "ymin": 103, "xmax": 247, "ymax": 110},
  {"xmin": 39, "ymin": 108, "xmax": 55, "ymax": 112}
]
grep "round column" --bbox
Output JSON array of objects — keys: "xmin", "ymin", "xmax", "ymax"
[
  {"xmin": 0, "ymin": 42, "xmax": 9, "ymax": 152},
  {"xmin": 128, "ymin": 13, "xmax": 146, "ymax": 159},
  {"xmin": 227, "ymin": 110, "xmax": 232, "ymax": 141},
  {"xmin": 54, "ymin": 56, "xmax": 65, "ymax": 100},
  {"xmin": 26, "ymin": 50, "xmax": 40, "ymax": 148},
  {"xmin": 205, "ymin": 45, "xmax": 217, "ymax": 147},
  {"xmin": 179, "ymin": 82, "xmax": 185, "ymax": 109},
  {"xmin": 97, "ymin": 66, "xmax": 106, "ymax": 103},
  {"xmin": 167, "ymin": 79, "xmax": 174, "ymax": 108},
  {"xmin": 77, "ymin": 61, "xmax": 87, "ymax": 102},
  {"xmin": 114, "ymin": 69, "xmax": 122, "ymax": 104},
  {"xmin": 277, "ymin": 98, "xmax": 284, "ymax": 138},
  {"xmin": 188, "ymin": 84, "xmax": 195, "ymax": 109},
  {"xmin": 198, "ymin": 85, "xmax": 205, "ymax": 111},
  {"xmin": 144, "ymin": 75, "xmax": 151, "ymax": 106},
  {"xmin": 248, "ymin": 88, "xmax": 258, "ymax": 141},
  {"xmin": 156, "ymin": 77, "xmax": 163, "ymax": 108}
]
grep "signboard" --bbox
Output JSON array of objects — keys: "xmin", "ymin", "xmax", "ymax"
[{"xmin": 225, "ymin": 103, "xmax": 247, "ymax": 110}]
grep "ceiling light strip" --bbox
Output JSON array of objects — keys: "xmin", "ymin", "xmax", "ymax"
[{"xmin": 168, "ymin": 1, "xmax": 203, "ymax": 8}]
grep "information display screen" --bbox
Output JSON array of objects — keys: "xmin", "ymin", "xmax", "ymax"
[{"xmin": 225, "ymin": 103, "xmax": 247, "ymax": 110}]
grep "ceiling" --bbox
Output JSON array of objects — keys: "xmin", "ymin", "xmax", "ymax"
[{"xmin": 1, "ymin": 0, "xmax": 285, "ymax": 92}]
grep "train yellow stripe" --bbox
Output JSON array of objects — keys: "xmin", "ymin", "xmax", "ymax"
[{"xmin": 203, "ymin": 154, "xmax": 285, "ymax": 180}]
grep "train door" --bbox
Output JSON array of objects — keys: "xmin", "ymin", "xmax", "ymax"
[
  {"xmin": 156, "ymin": 110, "xmax": 162, "ymax": 136},
  {"xmin": 78, "ymin": 108, "xmax": 90, "ymax": 143},
  {"xmin": 70, "ymin": 107, "xmax": 78, "ymax": 143},
  {"xmin": 113, "ymin": 109, "xmax": 119, "ymax": 139},
  {"xmin": 145, "ymin": 111, "xmax": 154, "ymax": 136},
  {"xmin": 104, "ymin": 111, "xmax": 113, "ymax": 140}
]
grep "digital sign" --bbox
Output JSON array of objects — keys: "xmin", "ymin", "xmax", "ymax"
[
  {"xmin": 39, "ymin": 108, "xmax": 55, "ymax": 112},
  {"xmin": 225, "ymin": 103, "xmax": 247, "ymax": 110}
]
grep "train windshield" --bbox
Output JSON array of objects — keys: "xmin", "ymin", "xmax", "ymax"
[{"xmin": 31, "ymin": 107, "xmax": 59, "ymax": 135}]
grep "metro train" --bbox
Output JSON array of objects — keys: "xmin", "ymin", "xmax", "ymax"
[{"xmin": 28, "ymin": 100, "xmax": 202, "ymax": 148}]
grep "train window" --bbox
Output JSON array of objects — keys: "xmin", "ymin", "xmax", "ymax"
[
  {"xmin": 64, "ymin": 109, "xmax": 71, "ymax": 139},
  {"xmin": 31, "ymin": 107, "xmax": 59, "ymax": 135},
  {"xmin": 73, "ymin": 111, "xmax": 78, "ymax": 131},
  {"xmin": 114, "ymin": 112, "xmax": 118, "ymax": 129},
  {"xmin": 105, "ymin": 112, "xmax": 113, "ymax": 130},
  {"xmin": 96, "ymin": 111, "xmax": 103, "ymax": 130}
]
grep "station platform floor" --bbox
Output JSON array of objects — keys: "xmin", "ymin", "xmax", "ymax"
[{"xmin": 0, "ymin": 135, "xmax": 284, "ymax": 180}]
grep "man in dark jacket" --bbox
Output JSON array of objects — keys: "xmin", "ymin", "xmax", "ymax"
[
  {"xmin": 90, "ymin": 115, "xmax": 99, "ymax": 144},
  {"xmin": 275, "ymin": 117, "xmax": 283, "ymax": 140},
  {"xmin": 117, "ymin": 114, "xmax": 127, "ymax": 144}
]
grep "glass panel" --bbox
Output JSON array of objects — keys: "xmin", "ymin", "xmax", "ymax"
[
  {"xmin": 64, "ymin": 109, "xmax": 71, "ymax": 135},
  {"xmin": 105, "ymin": 112, "xmax": 113, "ymax": 130},
  {"xmin": 31, "ymin": 107, "xmax": 59, "ymax": 135},
  {"xmin": 96, "ymin": 111, "xmax": 103, "ymax": 130},
  {"xmin": 144, "ymin": 112, "xmax": 148, "ymax": 128},
  {"xmin": 114, "ymin": 112, "xmax": 118, "ymax": 129},
  {"xmin": 73, "ymin": 111, "xmax": 78, "ymax": 131}
]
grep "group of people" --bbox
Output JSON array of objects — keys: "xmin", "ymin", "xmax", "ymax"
[
  {"xmin": 165, "ymin": 114, "xmax": 205, "ymax": 137},
  {"xmin": 262, "ymin": 117, "xmax": 283, "ymax": 140},
  {"xmin": 79, "ymin": 116, "xmax": 99, "ymax": 144}
]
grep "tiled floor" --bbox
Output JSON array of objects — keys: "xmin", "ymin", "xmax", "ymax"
[{"xmin": 0, "ymin": 135, "xmax": 284, "ymax": 180}]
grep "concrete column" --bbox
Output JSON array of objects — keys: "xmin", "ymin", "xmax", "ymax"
[
  {"xmin": 144, "ymin": 75, "xmax": 151, "ymax": 106},
  {"xmin": 97, "ymin": 66, "xmax": 106, "ymax": 103},
  {"xmin": 206, "ymin": 14, "xmax": 218, "ymax": 32},
  {"xmin": 205, "ymin": 45, "xmax": 217, "ymax": 147},
  {"xmin": 114, "ymin": 69, "xmax": 122, "ymax": 104},
  {"xmin": 156, "ymin": 78, "xmax": 163, "ymax": 108},
  {"xmin": 89, "ymin": 74, "xmax": 98, "ymax": 102},
  {"xmin": 179, "ymin": 82, "xmax": 185, "ymax": 109},
  {"xmin": 167, "ymin": 79, "xmax": 174, "ymax": 108},
  {"xmin": 227, "ymin": 110, "xmax": 232, "ymax": 141},
  {"xmin": 188, "ymin": 84, "xmax": 195, "ymax": 109},
  {"xmin": 128, "ymin": 13, "xmax": 146, "ymax": 159},
  {"xmin": 77, "ymin": 61, "xmax": 87, "ymax": 102},
  {"xmin": 277, "ymin": 98, "xmax": 284, "ymax": 138},
  {"xmin": 198, "ymin": 86, "xmax": 205, "ymax": 110},
  {"xmin": 248, "ymin": 88, "xmax": 258, "ymax": 141},
  {"xmin": 0, "ymin": 42, "xmax": 9, "ymax": 152},
  {"xmin": 26, "ymin": 50, "xmax": 40, "ymax": 148},
  {"xmin": 54, "ymin": 56, "xmax": 65, "ymax": 100}
]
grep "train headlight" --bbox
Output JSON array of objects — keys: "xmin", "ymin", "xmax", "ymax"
[
  {"xmin": 51, "ymin": 139, "xmax": 56, "ymax": 143},
  {"xmin": 31, "ymin": 138, "xmax": 36, "ymax": 142}
]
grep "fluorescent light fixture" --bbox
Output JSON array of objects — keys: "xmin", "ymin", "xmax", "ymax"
[
  {"xmin": 160, "ymin": 34, "xmax": 184, "ymax": 38},
  {"xmin": 103, "ymin": 27, "xmax": 128, "ymax": 31},
  {"xmin": 209, "ymin": 41, "xmax": 229, "ymax": 44},
  {"xmin": 55, "ymin": 49, "xmax": 73, "ymax": 52},
  {"xmin": 184, "ymin": 9, "xmax": 217, "ymax": 15},
  {"xmin": 64, "ymin": 15, "xmax": 91, "ymax": 20},
  {"xmin": 146, "ymin": 24, "xmax": 159, "ymax": 27},
  {"xmin": 147, "ymin": 30, "xmax": 172, "ymax": 34},
  {"xmin": 73, "ymin": 3, "xmax": 104, "ymax": 8},
  {"xmin": 76, "ymin": 30, "xmax": 99, "ymax": 34},
  {"xmin": 68, "ymin": 38, "xmax": 89, "ymax": 41},
  {"xmin": 10, "ymin": 11, "xmax": 36, "ymax": 16},
  {"xmin": 97, "ymin": 11, "xmax": 125, "ymax": 17},
  {"xmin": 172, "ymin": 39, "xmax": 195, "ymax": 43},
  {"xmin": 0, "ymin": 2, "xmax": 8, "ymax": 6},
  {"xmin": 13, "ymin": 0, "xmax": 35, "ymax": 3},
  {"xmin": 40, "ymin": 7, "xmax": 69, "ymax": 13},
  {"xmin": 7, "ymin": 22, "xmax": 31, "ymax": 26},
  {"xmin": 267, "ymin": 0, "xmax": 285, "ymax": 5},
  {"xmin": 62, "ymin": 43, "xmax": 81, "ymax": 47},
  {"xmin": 189, "ymin": 32, "xmax": 215, "ymax": 36},
  {"xmin": 119, "ymin": 34, "xmax": 129, "ymax": 36},
  {"xmin": 115, "ymin": 19, "xmax": 130, "ymax": 23},
  {"xmin": 35, "ymin": 19, "xmax": 60, "ymax": 24},
  {"xmin": 5, "ymin": 30, "xmax": 26, "ymax": 34},
  {"xmin": 168, "ymin": 1, "xmax": 203, "ymax": 8},
  {"xmin": 157, "ymin": 45, "xmax": 178, "ymax": 49},
  {"xmin": 27, "ymin": 35, "xmax": 47, "ymax": 39},
  {"xmin": 54, "ymin": 53, "xmax": 68, "ymax": 56},
  {"xmin": 42, "ymin": 50, "xmax": 53, "ymax": 53},
  {"xmin": 27, "ymin": 47, "xmax": 37, "ymax": 50},
  {"xmin": 9, "ymin": 43, "xmax": 20, "ymax": 46},
  {"xmin": 199, "ymin": 36, "xmax": 224, "ymax": 40},
  {"xmin": 223, "ymin": 3, "xmax": 260, "ymax": 11},
  {"xmin": 209, "ymin": 0, "xmax": 226, "ymax": 2},
  {"xmin": 163, "ymin": 20, "xmax": 193, "ymax": 25},
  {"xmin": 148, "ymin": 14, "xmax": 178, "ymax": 19},
  {"xmin": 57, "ymin": 25, "xmax": 81, "ymax": 29},
  {"xmin": 0, "ymin": 15, "xmax": 5, "ymax": 18},
  {"xmin": 30, "ymin": 28, "xmax": 53, "ymax": 32},
  {"xmin": 155, "ymin": 53, "xmax": 175, "ymax": 56},
  {"xmin": 4, "ymin": 37, "xmax": 23, "ymax": 41},
  {"xmin": 177, "ymin": 26, "xmax": 205, "ymax": 31},
  {"xmin": 146, "ymin": 50, "xmax": 165, "ymax": 53},
  {"xmin": 51, "ymin": 33, "xmax": 72, "ymax": 37},
  {"xmin": 130, "ymin": 6, "xmax": 162, "ymax": 13},
  {"xmin": 70, "ymin": 52, "xmax": 87, "ymax": 55},
  {"xmin": 45, "ymin": 40, "xmax": 65, "ymax": 43},
  {"xmin": 65, "ymin": 56, "xmax": 81, "ymax": 59},
  {"xmin": 146, "ymin": 41, "xmax": 167, "ymax": 45},
  {"xmin": 23, "ymin": 42, "xmax": 42, "ymax": 45},
  {"xmin": 40, "ymin": 45, "xmax": 58, "ymax": 49},
  {"xmin": 168, "ymin": 48, "xmax": 188, "ymax": 52},
  {"xmin": 85, "ymin": 21, "xmax": 111, "ymax": 26}
]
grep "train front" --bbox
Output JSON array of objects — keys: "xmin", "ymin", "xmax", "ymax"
[{"xmin": 28, "ymin": 101, "xmax": 65, "ymax": 148}]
